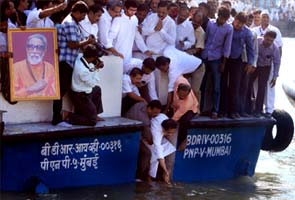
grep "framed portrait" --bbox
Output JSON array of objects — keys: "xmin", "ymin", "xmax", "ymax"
[{"xmin": 8, "ymin": 28, "xmax": 60, "ymax": 101}]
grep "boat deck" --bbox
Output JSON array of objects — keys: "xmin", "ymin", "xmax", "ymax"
[
  {"xmin": 1, "ymin": 115, "xmax": 276, "ymax": 142},
  {"xmin": 1, "ymin": 117, "xmax": 143, "ymax": 142},
  {"xmin": 190, "ymin": 116, "xmax": 276, "ymax": 128}
]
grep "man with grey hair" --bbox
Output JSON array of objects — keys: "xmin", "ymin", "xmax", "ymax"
[
  {"xmin": 98, "ymin": 0, "xmax": 123, "ymax": 57},
  {"xmin": 13, "ymin": 33, "xmax": 56, "ymax": 97},
  {"xmin": 252, "ymin": 10, "xmax": 283, "ymax": 117}
]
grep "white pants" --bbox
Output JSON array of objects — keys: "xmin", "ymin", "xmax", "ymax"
[
  {"xmin": 264, "ymin": 65, "xmax": 275, "ymax": 113},
  {"xmin": 145, "ymin": 138, "xmax": 176, "ymax": 178}
]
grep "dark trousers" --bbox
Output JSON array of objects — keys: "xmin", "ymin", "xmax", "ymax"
[
  {"xmin": 202, "ymin": 59, "xmax": 221, "ymax": 114},
  {"xmin": 220, "ymin": 58, "xmax": 243, "ymax": 114},
  {"xmin": 177, "ymin": 110, "xmax": 195, "ymax": 146},
  {"xmin": 121, "ymin": 96, "xmax": 139, "ymax": 116},
  {"xmin": 70, "ymin": 86, "xmax": 103, "ymax": 126},
  {"xmin": 139, "ymin": 85, "xmax": 151, "ymax": 103},
  {"xmin": 52, "ymin": 61, "xmax": 73, "ymax": 125},
  {"xmin": 136, "ymin": 140, "xmax": 151, "ymax": 180},
  {"xmin": 239, "ymin": 62, "xmax": 251, "ymax": 114},
  {"xmin": 247, "ymin": 66, "xmax": 271, "ymax": 114},
  {"xmin": 0, "ymin": 57, "xmax": 17, "ymax": 104}
]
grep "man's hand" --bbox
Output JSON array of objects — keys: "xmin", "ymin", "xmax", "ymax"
[
  {"xmin": 144, "ymin": 50, "xmax": 154, "ymax": 56},
  {"xmin": 137, "ymin": 26, "xmax": 142, "ymax": 34},
  {"xmin": 7, "ymin": 52, "xmax": 13, "ymax": 58},
  {"xmin": 57, "ymin": 2, "xmax": 67, "ymax": 11},
  {"xmin": 163, "ymin": 171, "xmax": 171, "ymax": 184},
  {"xmin": 244, "ymin": 64, "xmax": 256, "ymax": 74},
  {"xmin": 163, "ymin": 107, "xmax": 169, "ymax": 115},
  {"xmin": 270, "ymin": 78, "xmax": 277, "ymax": 88},
  {"xmin": 0, "ymin": 52, "xmax": 13, "ymax": 58},
  {"xmin": 154, "ymin": 19, "xmax": 163, "ymax": 31},
  {"xmin": 141, "ymin": 98, "xmax": 148, "ymax": 105},
  {"xmin": 185, "ymin": 48, "xmax": 196, "ymax": 55},
  {"xmin": 95, "ymin": 59, "xmax": 104, "ymax": 69},
  {"xmin": 26, "ymin": 79, "xmax": 47, "ymax": 94},
  {"xmin": 87, "ymin": 35, "xmax": 96, "ymax": 45},
  {"xmin": 219, "ymin": 62, "xmax": 225, "ymax": 73},
  {"xmin": 19, "ymin": 26, "xmax": 26, "ymax": 30},
  {"xmin": 178, "ymin": 40, "xmax": 185, "ymax": 49},
  {"xmin": 107, "ymin": 47, "xmax": 124, "ymax": 59},
  {"xmin": 114, "ymin": 52, "xmax": 124, "ymax": 59}
]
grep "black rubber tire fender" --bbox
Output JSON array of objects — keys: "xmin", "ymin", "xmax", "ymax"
[{"xmin": 261, "ymin": 109, "xmax": 294, "ymax": 152}]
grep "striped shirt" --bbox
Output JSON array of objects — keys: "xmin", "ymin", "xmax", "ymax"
[{"xmin": 58, "ymin": 14, "xmax": 82, "ymax": 67}]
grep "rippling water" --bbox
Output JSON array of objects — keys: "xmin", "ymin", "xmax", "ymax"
[{"xmin": 2, "ymin": 38, "xmax": 295, "ymax": 200}]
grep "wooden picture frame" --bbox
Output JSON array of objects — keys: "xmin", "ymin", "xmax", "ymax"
[{"xmin": 8, "ymin": 28, "xmax": 60, "ymax": 101}]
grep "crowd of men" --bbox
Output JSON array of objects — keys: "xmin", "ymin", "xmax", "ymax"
[{"xmin": 0, "ymin": 0, "xmax": 283, "ymax": 183}]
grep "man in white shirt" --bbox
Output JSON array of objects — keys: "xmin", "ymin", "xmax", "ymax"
[
  {"xmin": 125, "ymin": 57, "xmax": 158, "ymax": 101},
  {"xmin": 132, "ymin": 3, "xmax": 150, "ymax": 60},
  {"xmin": 98, "ymin": 0, "xmax": 123, "ymax": 56},
  {"xmin": 148, "ymin": 0, "xmax": 160, "ymax": 14},
  {"xmin": 79, "ymin": 4, "xmax": 104, "ymax": 40},
  {"xmin": 123, "ymin": 100, "xmax": 162, "ymax": 181},
  {"xmin": 26, "ymin": 0, "xmax": 66, "ymax": 28},
  {"xmin": 252, "ymin": 11, "xmax": 283, "ymax": 52},
  {"xmin": 155, "ymin": 56, "xmax": 201, "ymax": 112},
  {"xmin": 70, "ymin": 44, "xmax": 104, "ymax": 126},
  {"xmin": 251, "ymin": 10, "xmax": 262, "ymax": 28},
  {"xmin": 187, "ymin": 11, "xmax": 206, "ymax": 106},
  {"xmin": 252, "ymin": 11, "xmax": 283, "ymax": 116},
  {"xmin": 176, "ymin": 5, "xmax": 195, "ymax": 51},
  {"xmin": 122, "ymin": 67, "xmax": 146, "ymax": 115},
  {"xmin": 141, "ymin": 1, "xmax": 176, "ymax": 55},
  {"xmin": 109, "ymin": 0, "xmax": 152, "ymax": 67},
  {"xmin": 147, "ymin": 115, "xmax": 177, "ymax": 184}
]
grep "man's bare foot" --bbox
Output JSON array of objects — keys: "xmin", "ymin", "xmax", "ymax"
[
  {"xmin": 62, "ymin": 110, "xmax": 72, "ymax": 121},
  {"xmin": 146, "ymin": 175, "xmax": 155, "ymax": 182},
  {"xmin": 96, "ymin": 116, "xmax": 105, "ymax": 121}
]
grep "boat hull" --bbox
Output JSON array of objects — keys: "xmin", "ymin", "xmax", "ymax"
[
  {"xmin": 0, "ymin": 118, "xmax": 141, "ymax": 191},
  {"xmin": 173, "ymin": 118, "xmax": 274, "ymax": 181}
]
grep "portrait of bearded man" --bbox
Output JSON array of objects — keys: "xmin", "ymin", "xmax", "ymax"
[{"xmin": 12, "ymin": 33, "xmax": 57, "ymax": 99}]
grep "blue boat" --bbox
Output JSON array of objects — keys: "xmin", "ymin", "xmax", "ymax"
[
  {"xmin": 0, "ymin": 117, "xmax": 142, "ymax": 191},
  {"xmin": 0, "ymin": 56, "xmax": 294, "ymax": 192},
  {"xmin": 1, "ymin": 111, "xmax": 293, "ymax": 191},
  {"xmin": 174, "ymin": 117, "xmax": 275, "ymax": 181}
]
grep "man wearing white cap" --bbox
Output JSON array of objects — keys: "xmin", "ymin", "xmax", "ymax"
[{"xmin": 252, "ymin": 10, "xmax": 283, "ymax": 116}]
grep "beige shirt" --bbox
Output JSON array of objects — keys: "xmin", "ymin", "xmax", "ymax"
[{"xmin": 194, "ymin": 26, "xmax": 205, "ymax": 50}]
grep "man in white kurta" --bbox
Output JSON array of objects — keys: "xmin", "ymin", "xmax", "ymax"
[
  {"xmin": 98, "ymin": 1, "xmax": 122, "ymax": 49},
  {"xmin": 175, "ymin": 6, "xmax": 195, "ymax": 51},
  {"xmin": 126, "ymin": 58, "xmax": 158, "ymax": 101},
  {"xmin": 109, "ymin": 1, "xmax": 150, "ymax": 67},
  {"xmin": 142, "ymin": 2, "xmax": 202, "ymax": 107},
  {"xmin": 141, "ymin": 1, "xmax": 176, "ymax": 55},
  {"xmin": 26, "ymin": 1, "xmax": 66, "ymax": 28},
  {"xmin": 252, "ymin": 11, "xmax": 283, "ymax": 115},
  {"xmin": 122, "ymin": 73, "xmax": 141, "ymax": 98},
  {"xmin": 147, "ymin": 113, "xmax": 176, "ymax": 182}
]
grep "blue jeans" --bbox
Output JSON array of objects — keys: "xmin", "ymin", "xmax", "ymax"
[{"xmin": 205, "ymin": 59, "xmax": 221, "ymax": 114}]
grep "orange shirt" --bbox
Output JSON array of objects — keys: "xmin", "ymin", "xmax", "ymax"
[
  {"xmin": 172, "ymin": 75, "xmax": 199, "ymax": 121},
  {"xmin": 13, "ymin": 59, "xmax": 56, "ymax": 97}
]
